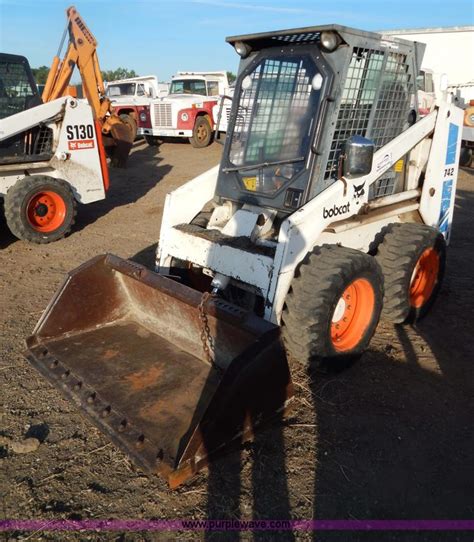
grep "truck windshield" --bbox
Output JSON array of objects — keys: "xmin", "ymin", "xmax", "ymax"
[
  {"xmin": 106, "ymin": 83, "xmax": 136, "ymax": 97},
  {"xmin": 170, "ymin": 79, "xmax": 207, "ymax": 96},
  {"xmin": 228, "ymin": 55, "xmax": 321, "ymax": 195},
  {"xmin": 0, "ymin": 58, "xmax": 38, "ymax": 119}
]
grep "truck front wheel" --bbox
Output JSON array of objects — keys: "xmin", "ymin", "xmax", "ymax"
[
  {"xmin": 145, "ymin": 135, "xmax": 161, "ymax": 147},
  {"xmin": 4, "ymin": 176, "xmax": 77, "ymax": 243},
  {"xmin": 459, "ymin": 146, "xmax": 472, "ymax": 168},
  {"xmin": 189, "ymin": 116, "xmax": 212, "ymax": 148}
]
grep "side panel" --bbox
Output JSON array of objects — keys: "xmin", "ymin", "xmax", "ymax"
[
  {"xmin": 0, "ymin": 98, "xmax": 106, "ymax": 204},
  {"xmin": 419, "ymin": 102, "xmax": 463, "ymax": 243},
  {"xmin": 157, "ymin": 166, "xmax": 219, "ymax": 268},
  {"xmin": 176, "ymin": 102, "xmax": 216, "ymax": 130},
  {"xmin": 0, "ymin": 98, "xmax": 67, "ymax": 140},
  {"xmin": 52, "ymin": 100, "xmax": 106, "ymax": 204},
  {"xmin": 267, "ymin": 111, "xmax": 440, "ymax": 322}
]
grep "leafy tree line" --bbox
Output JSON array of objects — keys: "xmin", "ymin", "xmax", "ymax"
[
  {"xmin": 31, "ymin": 66, "xmax": 50, "ymax": 84},
  {"xmin": 32, "ymin": 66, "xmax": 237, "ymax": 85},
  {"xmin": 101, "ymin": 68, "xmax": 138, "ymax": 82},
  {"xmin": 31, "ymin": 66, "xmax": 138, "ymax": 85}
]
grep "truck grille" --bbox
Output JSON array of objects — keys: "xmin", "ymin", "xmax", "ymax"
[{"xmin": 153, "ymin": 103, "xmax": 172, "ymax": 127}]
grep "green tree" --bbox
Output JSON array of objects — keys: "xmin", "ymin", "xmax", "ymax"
[
  {"xmin": 226, "ymin": 71, "xmax": 236, "ymax": 84},
  {"xmin": 101, "ymin": 68, "xmax": 138, "ymax": 82},
  {"xmin": 31, "ymin": 66, "xmax": 51, "ymax": 85}
]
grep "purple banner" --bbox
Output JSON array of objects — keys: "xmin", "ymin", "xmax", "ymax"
[{"xmin": 1, "ymin": 519, "xmax": 473, "ymax": 532}]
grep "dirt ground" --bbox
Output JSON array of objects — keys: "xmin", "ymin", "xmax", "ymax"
[{"xmin": 0, "ymin": 140, "xmax": 473, "ymax": 542}]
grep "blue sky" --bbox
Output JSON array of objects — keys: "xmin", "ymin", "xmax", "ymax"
[{"xmin": 0, "ymin": 0, "xmax": 473, "ymax": 81}]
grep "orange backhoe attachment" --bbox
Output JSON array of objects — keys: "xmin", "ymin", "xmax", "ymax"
[{"xmin": 42, "ymin": 6, "xmax": 137, "ymax": 167}]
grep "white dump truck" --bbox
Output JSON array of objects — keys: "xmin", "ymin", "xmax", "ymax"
[
  {"xmin": 138, "ymin": 71, "xmax": 230, "ymax": 148},
  {"xmin": 106, "ymin": 75, "xmax": 169, "ymax": 131}
]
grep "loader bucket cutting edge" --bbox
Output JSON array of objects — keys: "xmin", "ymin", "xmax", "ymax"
[{"xmin": 25, "ymin": 254, "xmax": 293, "ymax": 487}]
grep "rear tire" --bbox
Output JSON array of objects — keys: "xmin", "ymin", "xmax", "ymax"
[
  {"xmin": 4, "ymin": 176, "xmax": 77, "ymax": 243},
  {"xmin": 145, "ymin": 135, "xmax": 161, "ymax": 147},
  {"xmin": 375, "ymin": 223, "xmax": 446, "ymax": 323},
  {"xmin": 282, "ymin": 245, "xmax": 383, "ymax": 368},
  {"xmin": 119, "ymin": 113, "xmax": 138, "ymax": 140},
  {"xmin": 459, "ymin": 146, "xmax": 472, "ymax": 167},
  {"xmin": 189, "ymin": 116, "xmax": 212, "ymax": 148}
]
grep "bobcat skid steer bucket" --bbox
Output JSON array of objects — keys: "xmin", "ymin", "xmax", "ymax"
[{"xmin": 25, "ymin": 254, "xmax": 293, "ymax": 487}]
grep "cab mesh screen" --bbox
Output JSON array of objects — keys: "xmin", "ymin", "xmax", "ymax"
[
  {"xmin": 229, "ymin": 57, "xmax": 315, "ymax": 166},
  {"xmin": 0, "ymin": 59, "xmax": 37, "ymax": 119},
  {"xmin": 324, "ymin": 48, "xmax": 413, "ymax": 198}
]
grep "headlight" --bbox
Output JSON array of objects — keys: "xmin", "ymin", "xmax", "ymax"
[
  {"xmin": 139, "ymin": 111, "xmax": 147, "ymax": 122},
  {"xmin": 320, "ymin": 31, "xmax": 341, "ymax": 53},
  {"xmin": 234, "ymin": 41, "xmax": 252, "ymax": 58},
  {"xmin": 181, "ymin": 112, "xmax": 189, "ymax": 122}
]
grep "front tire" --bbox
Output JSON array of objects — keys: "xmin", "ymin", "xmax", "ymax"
[
  {"xmin": 282, "ymin": 245, "xmax": 383, "ymax": 367},
  {"xmin": 4, "ymin": 176, "xmax": 77, "ymax": 243},
  {"xmin": 119, "ymin": 113, "xmax": 138, "ymax": 140},
  {"xmin": 375, "ymin": 223, "xmax": 446, "ymax": 323},
  {"xmin": 459, "ymin": 146, "xmax": 472, "ymax": 168},
  {"xmin": 189, "ymin": 116, "xmax": 212, "ymax": 148},
  {"xmin": 145, "ymin": 135, "xmax": 161, "ymax": 147}
]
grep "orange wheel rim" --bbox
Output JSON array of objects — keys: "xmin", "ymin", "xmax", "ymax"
[
  {"xmin": 26, "ymin": 191, "xmax": 66, "ymax": 233},
  {"xmin": 331, "ymin": 278, "xmax": 375, "ymax": 352},
  {"xmin": 409, "ymin": 248, "xmax": 439, "ymax": 308}
]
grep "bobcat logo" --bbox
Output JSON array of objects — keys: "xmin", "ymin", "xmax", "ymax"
[{"xmin": 353, "ymin": 182, "xmax": 365, "ymax": 201}]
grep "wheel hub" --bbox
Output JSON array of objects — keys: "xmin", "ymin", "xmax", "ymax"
[
  {"xmin": 35, "ymin": 203, "xmax": 48, "ymax": 217},
  {"xmin": 26, "ymin": 191, "xmax": 67, "ymax": 233},
  {"xmin": 332, "ymin": 297, "xmax": 346, "ymax": 323},
  {"xmin": 197, "ymin": 125, "xmax": 207, "ymax": 141},
  {"xmin": 409, "ymin": 248, "xmax": 440, "ymax": 308},
  {"xmin": 330, "ymin": 278, "xmax": 375, "ymax": 352}
]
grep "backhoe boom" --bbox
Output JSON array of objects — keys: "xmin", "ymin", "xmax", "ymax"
[{"xmin": 42, "ymin": 6, "xmax": 136, "ymax": 166}]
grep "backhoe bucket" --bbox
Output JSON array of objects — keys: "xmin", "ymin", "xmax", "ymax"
[
  {"xmin": 103, "ymin": 113, "xmax": 137, "ymax": 168},
  {"xmin": 25, "ymin": 254, "xmax": 293, "ymax": 487}
]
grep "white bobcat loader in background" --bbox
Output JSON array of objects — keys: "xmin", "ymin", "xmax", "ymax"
[
  {"xmin": 0, "ymin": 53, "xmax": 109, "ymax": 243},
  {"xmin": 0, "ymin": 6, "xmax": 137, "ymax": 243},
  {"xmin": 26, "ymin": 25, "xmax": 463, "ymax": 488}
]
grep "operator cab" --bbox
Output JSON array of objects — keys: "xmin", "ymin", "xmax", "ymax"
[
  {"xmin": 0, "ymin": 53, "xmax": 41, "ymax": 119},
  {"xmin": 216, "ymin": 25, "xmax": 418, "ymax": 214},
  {"xmin": 0, "ymin": 53, "xmax": 50, "ymax": 163}
]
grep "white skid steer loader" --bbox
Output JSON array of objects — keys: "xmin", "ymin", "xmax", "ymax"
[
  {"xmin": 25, "ymin": 26, "xmax": 462, "ymax": 487},
  {"xmin": 0, "ymin": 52, "xmax": 112, "ymax": 243}
]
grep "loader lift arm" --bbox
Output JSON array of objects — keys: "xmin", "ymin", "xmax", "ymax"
[{"xmin": 42, "ymin": 6, "xmax": 136, "ymax": 166}]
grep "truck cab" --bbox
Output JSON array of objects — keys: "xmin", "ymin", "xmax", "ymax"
[
  {"xmin": 138, "ymin": 71, "xmax": 230, "ymax": 148},
  {"xmin": 106, "ymin": 75, "xmax": 169, "ymax": 129}
]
